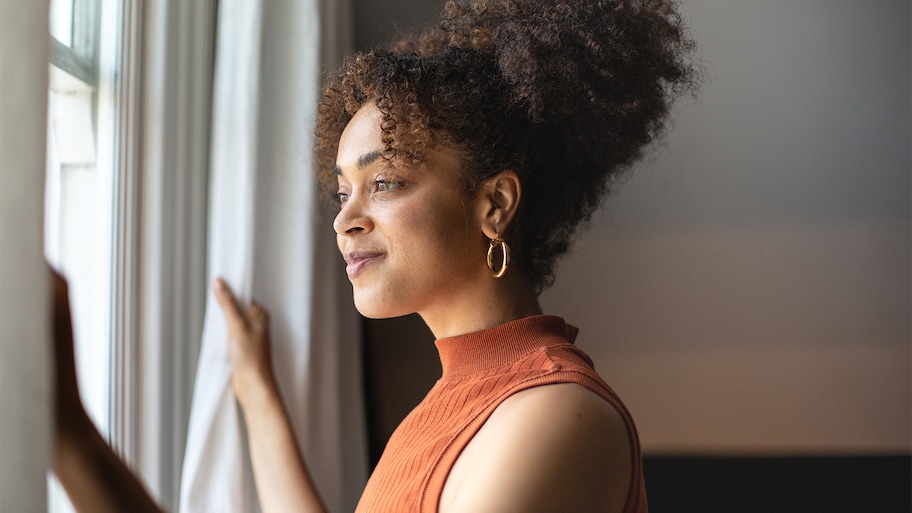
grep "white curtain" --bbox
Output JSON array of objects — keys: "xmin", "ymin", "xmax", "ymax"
[
  {"xmin": 179, "ymin": 1, "xmax": 366, "ymax": 512},
  {"xmin": 0, "ymin": 0, "xmax": 53, "ymax": 511}
]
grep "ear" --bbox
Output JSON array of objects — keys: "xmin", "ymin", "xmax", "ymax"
[{"xmin": 476, "ymin": 170, "xmax": 522, "ymax": 240}]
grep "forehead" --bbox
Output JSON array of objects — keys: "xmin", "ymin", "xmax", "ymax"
[
  {"xmin": 335, "ymin": 103, "xmax": 384, "ymax": 174},
  {"xmin": 333, "ymin": 102, "xmax": 469, "ymax": 188}
]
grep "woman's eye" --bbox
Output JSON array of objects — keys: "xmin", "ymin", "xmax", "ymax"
[
  {"xmin": 336, "ymin": 192, "xmax": 349, "ymax": 204},
  {"xmin": 371, "ymin": 179, "xmax": 402, "ymax": 193}
]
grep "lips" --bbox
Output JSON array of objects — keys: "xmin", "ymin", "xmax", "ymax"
[{"xmin": 343, "ymin": 250, "xmax": 385, "ymax": 278}]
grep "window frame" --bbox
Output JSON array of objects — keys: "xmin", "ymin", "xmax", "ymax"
[
  {"xmin": 50, "ymin": 0, "xmax": 99, "ymax": 85},
  {"xmin": 46, "ymin": 2, "xmax": 217, "ymax": 511},
  {"xmin": 46, "ymin": 1, "xmax": 113, "ymax": 511}
]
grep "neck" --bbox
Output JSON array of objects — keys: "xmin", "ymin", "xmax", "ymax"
[{"xmin": 419, "ymin": 272, "xmax": 543, "ymax": 339}]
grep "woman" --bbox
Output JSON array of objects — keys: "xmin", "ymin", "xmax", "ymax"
[{"xmin": 52, "ymin": 0, "xmax": 695, "ymax": 511}]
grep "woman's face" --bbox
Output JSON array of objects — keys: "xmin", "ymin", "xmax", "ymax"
[{"xmin": 333, "ymin": 103, "xmax": 487, "ymax": 319}]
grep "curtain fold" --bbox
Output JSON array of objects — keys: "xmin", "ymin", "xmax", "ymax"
[
  {"xmin": 0, "ymin": 1, "xmax": 53, "ymax": 511},
  {"xmin": 179, "ymin": 1, "xmax": 366, "ymax": 511}
]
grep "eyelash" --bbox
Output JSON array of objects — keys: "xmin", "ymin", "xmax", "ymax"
[
  {"xmin": 335, "ymin": 178, "xmax": 403, "ymax": 206},
  {"xmin": 368, "ymin": 178, "xmax": 403, "ymax": 194}
]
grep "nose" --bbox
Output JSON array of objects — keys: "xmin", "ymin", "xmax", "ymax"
[{"xmin": 332, "ymin": 194, "xmax": 373, "ymax": 236}]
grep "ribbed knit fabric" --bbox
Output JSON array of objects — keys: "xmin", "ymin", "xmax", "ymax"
[{"xmin": 355, "ymin": 315, "xmax": 648, "ymax": 513}]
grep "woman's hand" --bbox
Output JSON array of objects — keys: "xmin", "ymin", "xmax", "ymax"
[
  {"xmin": 51, "ymin": 269, "xmax": 162, "ymax": 512},
  {"xmin": 211, "ymin": 278, "xmax": 326, "ymax": 513},
  {"xmin": 211, "ymin": 278, "xmax": 277, "ymax": 408},
  {"xmin": 51, "ymin": 269, "xmax": 91, "ymax": 442}
]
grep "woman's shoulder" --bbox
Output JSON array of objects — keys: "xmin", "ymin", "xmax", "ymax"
[{"xmin": 439, "ymin": 383, "xmax": 632, "ymax": 513}]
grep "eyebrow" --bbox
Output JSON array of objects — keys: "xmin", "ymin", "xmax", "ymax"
[{"xmin": 333, "ymin": 150, "xmax": 383, "ymax": 176}]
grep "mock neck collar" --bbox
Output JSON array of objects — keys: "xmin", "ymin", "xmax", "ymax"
[{"xmin": 434, "ymin": 315, "xmax": 578, "ymax": 378}]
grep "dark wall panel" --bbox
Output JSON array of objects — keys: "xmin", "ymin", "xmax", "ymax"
[
  {"xmin": 353, "ymin": 0, "xmax": 442, "ymax": 49},
  {"xmin": 644, "ymin": 456, "xmax": 912, "ymax": 513}
]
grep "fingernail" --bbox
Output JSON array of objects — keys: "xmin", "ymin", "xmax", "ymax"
[{"xmin": 212, "ymin": 278, "xmax": 224, "ymax": 293}]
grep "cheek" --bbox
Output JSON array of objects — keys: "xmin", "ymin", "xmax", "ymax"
[
  {"xmin": 383, "ymin": 185, "xmax": 484, "ymax": 276},
  {"xmin": 423, "ymin": 210, "xmax": 482, "ymax": 271}
]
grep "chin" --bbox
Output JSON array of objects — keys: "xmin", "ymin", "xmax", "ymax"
[{"xmin": 352, "ymin": 291, "xmax": 412, "ymax": 320}]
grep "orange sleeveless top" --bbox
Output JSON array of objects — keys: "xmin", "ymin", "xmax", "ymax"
[{"xmin": 355, "ymin": 315, "xmax": 648, "ymax": 513}]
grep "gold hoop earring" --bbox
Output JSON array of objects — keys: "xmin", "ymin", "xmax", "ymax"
[{"xmin": 486, "ymin": 233, "xmax": 511, "ymax": 278}]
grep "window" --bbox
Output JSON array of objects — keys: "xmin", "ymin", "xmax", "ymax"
[
  {"xmin": 47, "ymin": 0, "xmax": 109, "ymax": 433},
  {"xmin": 46, "ymin": 0, "xmax": 123, "ymax": 510},
  {"xmin": 44, "ymin": 1, "xmax": 214, "ymax": 509}
]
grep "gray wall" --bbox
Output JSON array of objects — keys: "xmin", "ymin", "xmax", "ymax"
[
  {"xmin": 353, "ymin": 0, "xmax": 442, "ymax": 50},
  {"xmin": 355, "ymin": 0, "xmax": 911, "ymax": 455}
]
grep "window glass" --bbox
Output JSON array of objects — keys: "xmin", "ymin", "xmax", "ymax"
[
  {"xmin": 46, "ymin": 0, "xmax": 116, "ymax": 510},
  {"xmin": 49, "ymin": 0, "xmax": 74, "ymax": 47}
]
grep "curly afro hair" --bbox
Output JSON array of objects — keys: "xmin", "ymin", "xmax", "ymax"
[{"xmin": 316, "ymin": 0, "xmax": 697, "ymax": 293}]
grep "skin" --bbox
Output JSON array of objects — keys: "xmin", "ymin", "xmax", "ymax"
[
  {"xmin": 439, "ymin": 384, "xmax": 632, "ymax": 513},
  {"xmin": 212, "ymin": 279, "xmax": 326, "ymax": 513},
  {"xmin": 49, "ymin": 102, "xmax": 632, "ymax": 513},
  {"xmin": 51, "ymin": 272, "xmax": 161, "ymax": 513},
  {"xmin": 331, "ymin": 103, "xmax": 542, "ymax": 337}
]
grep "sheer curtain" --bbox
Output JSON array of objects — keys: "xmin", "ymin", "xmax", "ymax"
[
  {"xmin": 178, "ymin": 1, "xmax": 366, "ymax": 512},
  {"xmin": 0, "ymin": 0, "xmax": 52, "ymax": 511}
]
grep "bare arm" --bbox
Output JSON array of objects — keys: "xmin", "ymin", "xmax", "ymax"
[
  {"xmin": 212, "ymin": 279, "xmax": 326, "ymax": 513},
  {"xmin": 52, "ymin": 273, "xmax": 163, "ymax": 513},
  {"xmin": 439, "ymin": 383, "xmax": 632, "ymax": 513}
]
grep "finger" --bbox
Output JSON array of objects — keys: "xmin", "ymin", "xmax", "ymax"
[
  {"xmin": 51, "ymin": 271, "xmax": 73, "ymax": 356},
  {"xmin": 247, "ymin": 301, "xmax": 269, "ymax": 331},
  {"xmin": 49, "ymin": 268, "xmax": 80, "ymax": 406},
  {"xmin": 212, "ymin": 278, "xmax": 248, "ymax": 331}
]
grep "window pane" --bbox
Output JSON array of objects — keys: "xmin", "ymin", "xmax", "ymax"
[
  {"xmin": 49, "ymin": 0, "xmax": 74, "ymax": 47},
  {"xmin": 46, "ymin": 0, "xmax": 113, "ymax": 511}
]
